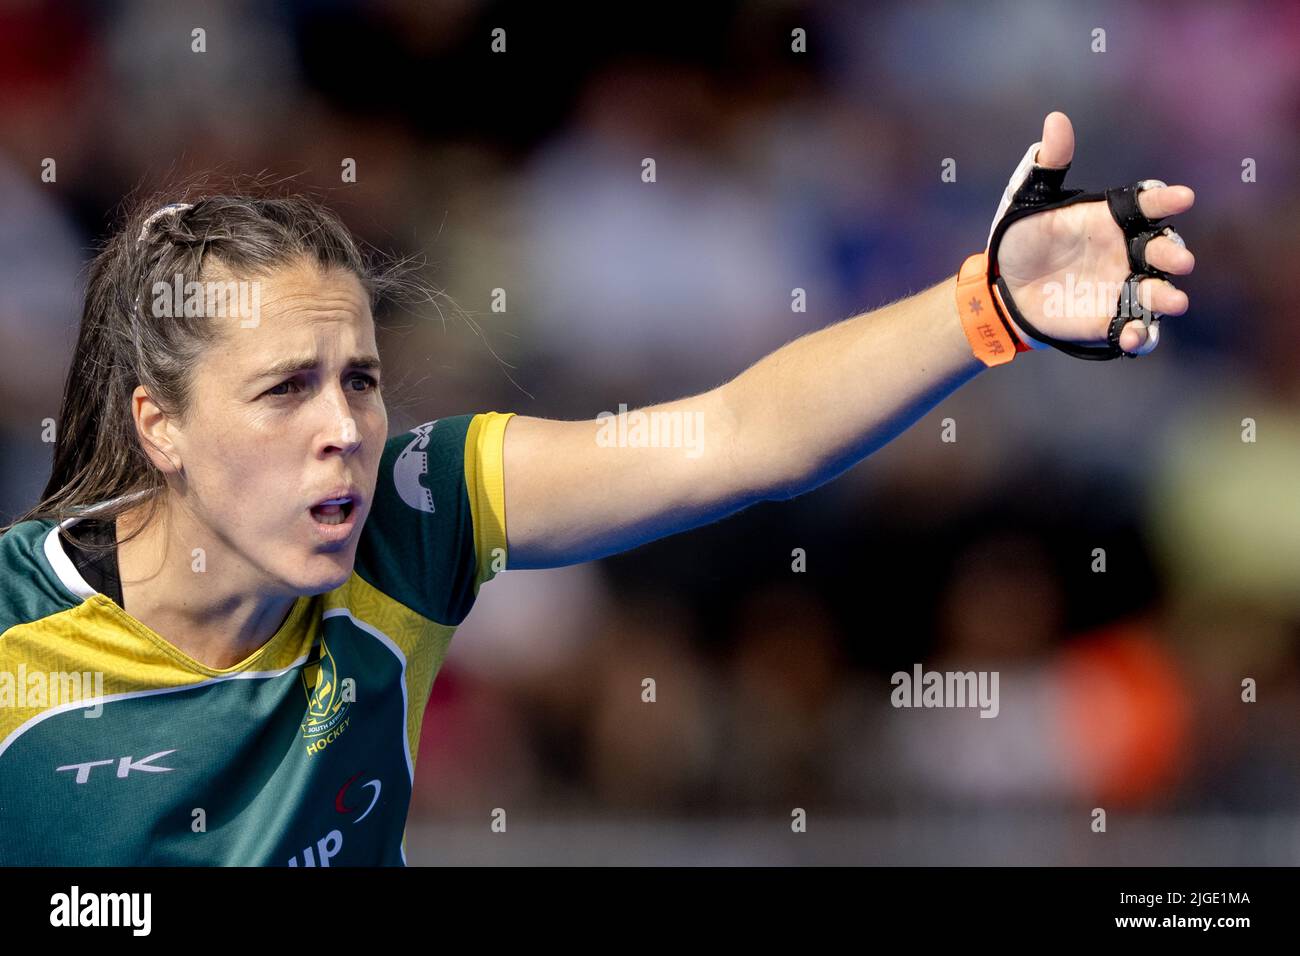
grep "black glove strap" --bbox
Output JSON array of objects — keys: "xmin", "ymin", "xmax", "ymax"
[
  {"xmin": 988, "ymin": 171, "xmax": 1171, "ymax": 361},
  {"xmin": 1106, "ymin": 182, "xmax": 1166, "ymax": 235}
]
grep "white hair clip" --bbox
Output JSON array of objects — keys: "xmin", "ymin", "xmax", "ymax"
[{"xmin": 137, "ymin": 202, "xmax": 195, "ymax": 243}]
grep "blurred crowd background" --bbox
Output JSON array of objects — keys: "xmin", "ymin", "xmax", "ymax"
[{"xmin": 2, "ymin": 0, "xmax": 1298, "ymax": 863}]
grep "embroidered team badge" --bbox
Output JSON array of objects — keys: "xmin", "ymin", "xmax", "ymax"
[{"xmin": 300, "ymin": 636, "xmax": 352, "ymax": 755}]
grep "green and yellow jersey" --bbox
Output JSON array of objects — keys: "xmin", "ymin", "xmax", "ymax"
[{"xmin": 0, "ymin": 412, "xmax": 513, "ymax": 866}]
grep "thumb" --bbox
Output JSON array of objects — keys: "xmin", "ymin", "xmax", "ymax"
[{"xmin": 1036, "ymin": 111, "xmax": 1074, "ymax": 168}]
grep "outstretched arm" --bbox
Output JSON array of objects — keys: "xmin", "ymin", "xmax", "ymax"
[{"xmin": 502, "ymin": 111, "xmax": 1196, "ymax": 569}]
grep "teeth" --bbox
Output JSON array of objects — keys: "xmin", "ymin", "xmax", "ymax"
[
  {"xmin": 311, "ymin": 497, "xmax": 351, "ymax": 527},
  {"xmin": 316, "ymin": 508, "xmax": 346, "ymax": 526}
]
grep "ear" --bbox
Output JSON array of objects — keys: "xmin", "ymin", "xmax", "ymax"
[{"xmin": 131, "ymin": 385, "xmax": 183, "ymax": 476}]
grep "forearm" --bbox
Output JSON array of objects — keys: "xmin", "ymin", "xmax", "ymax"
[{"xmin": 720, "ymin": 275, "xmax": 987, "ymax": 500}]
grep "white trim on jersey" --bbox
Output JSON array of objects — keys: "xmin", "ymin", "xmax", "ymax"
[
  {"xmin": 42, "ymin": 518, "xmax": 98, "ymax": 601},
  {"xmin": 322, "ymin": 606, "xmax": 413, "ymax": 866},
  {"xmin": 0, "ymin": 655, "xmax": 311, "ymax": 760},
  {"xmin": 21, "ymin": 536, "xmax": 418, "ymax": 866},
  {"xmin": 322, "ymin": 608, "xmax": 414, "ymax": 784},
  {"xmin": 39, "ymin": 489, "xmax": 154, "ymax": 602}
]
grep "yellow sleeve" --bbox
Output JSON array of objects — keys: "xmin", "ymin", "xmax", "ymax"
[{"xmin": 464, "ymin": 411, "xmax": 515, "ymax": 589}]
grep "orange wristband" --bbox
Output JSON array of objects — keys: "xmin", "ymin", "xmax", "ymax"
[{"xmin": 956, "ymin": 252, "xmax": 1030, "ymax": 367}]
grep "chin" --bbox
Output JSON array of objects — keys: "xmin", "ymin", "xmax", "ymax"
[{"xmin": 290, "ymin": 551, "xmax": 356, "ymax": 595}]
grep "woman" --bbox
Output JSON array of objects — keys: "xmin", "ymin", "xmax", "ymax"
[
  {"xmin": 0, "ymin": 193, "xmax": 503, "ymax": 865},
  {"xmin": 0, "ymin": 112, "xmax": 1195, "ymax": 864}
]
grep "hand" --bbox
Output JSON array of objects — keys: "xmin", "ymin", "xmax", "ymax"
[{"xmin": 996, "ymin": 111, "xmax": 1196, "ymax": 354}]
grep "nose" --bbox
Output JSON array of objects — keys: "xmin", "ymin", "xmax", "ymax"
[{"xmin": 316, "ymin": 383, "xmax": 363, "ymax": 456}]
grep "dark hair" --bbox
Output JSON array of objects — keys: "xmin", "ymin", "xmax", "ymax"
[{"xmin": 2, "ymin": 183, "xmax": 415, "ymax": 549}]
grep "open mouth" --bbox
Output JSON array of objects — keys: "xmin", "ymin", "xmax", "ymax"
[{"xmin": 309, "ymin": 498, "xmax": 355, "ymax": 526}]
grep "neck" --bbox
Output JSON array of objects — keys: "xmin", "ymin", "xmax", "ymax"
[{"xmin": 115, "ymin": 499, "xmax": 297, "ymax": 670}]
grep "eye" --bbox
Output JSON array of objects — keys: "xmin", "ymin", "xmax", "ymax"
[
  {"xmin": 348, "ymin": 373, "xmax": 380, "ymax": 392},
  {"xmin": 265, "ymin": 378, "xmax": 302, "ymax": 397}
]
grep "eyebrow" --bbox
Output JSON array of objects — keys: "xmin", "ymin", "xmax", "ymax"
[{"xmin": 250, "ymin": 354, "xmax": 383, "ymax": 382}]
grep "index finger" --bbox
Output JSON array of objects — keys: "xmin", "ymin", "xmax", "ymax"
[{"xmin": 1139, "ymin": 184, "xmax": 1195, "ymax": 220}]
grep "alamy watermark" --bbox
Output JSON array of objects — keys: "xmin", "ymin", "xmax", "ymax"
[
  {"xmin": 1042, "ymin": 275, "xmax": 1147, "ymax": 320},
  {"xmin": 0, "ymin": 666, "xmax": 104, "ymax": 717},
  {"xmin": 890, "ymin": 663, "xmax": 999, "ymax": 718},
  {"xmin": 50, "ymin": 885, "xmax": 151, "ymax": 936},
  {"xmin": 595, "ymin": 403, "xmax": 705, "ymax": 459},
  {"xmin": 151, "ymin": 274, "xmax": 262, "ymax": 327}
]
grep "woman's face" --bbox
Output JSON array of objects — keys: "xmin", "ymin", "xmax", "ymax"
[{"xmin": 163, "ymin": 258, "xmax": 388, "ymax": 596}]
